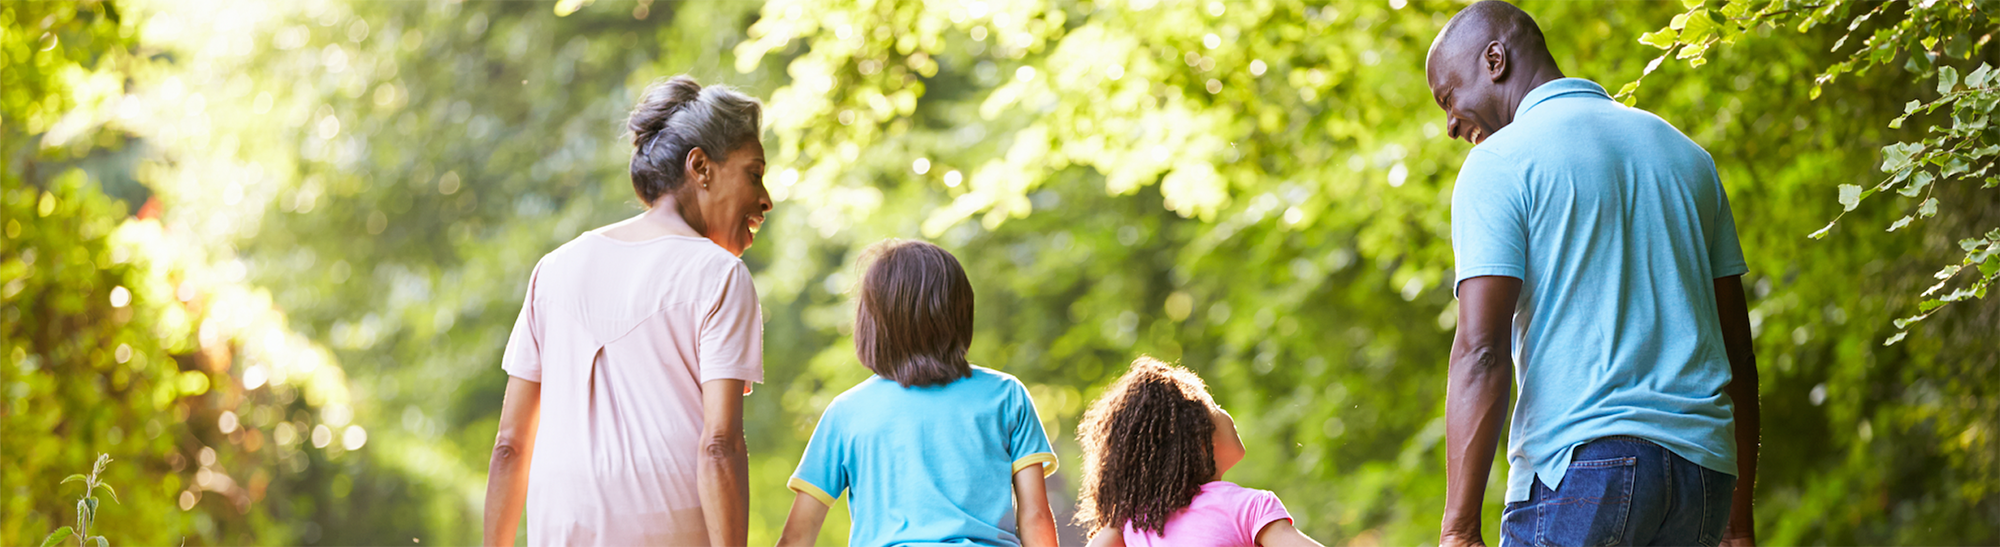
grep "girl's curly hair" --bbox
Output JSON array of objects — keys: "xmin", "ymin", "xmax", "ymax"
[{"xmin": 1073, "ymin": 356, "xmax": 1218, "ymax": 537}]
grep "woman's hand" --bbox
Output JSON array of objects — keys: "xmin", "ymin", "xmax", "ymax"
[{"xmin": 483, "ymin": 377, "xmax": 542, "ymax": 547}]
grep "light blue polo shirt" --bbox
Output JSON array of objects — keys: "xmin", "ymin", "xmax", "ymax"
[
  {"xmin": 789, "ymin": 365, "xmax": 1057, "ymax": 547},
  {"xmin": 1450, "ymin": 78, "xmax": 1749, "ymax": 503}
]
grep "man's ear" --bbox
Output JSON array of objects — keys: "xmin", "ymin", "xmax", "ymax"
[
  {"xmin": 684, "ymin": 146, "xmax": 711, "ymax": 189},
  {"xmin": 1484, "ymin": 41, "xmax": 1509, "ymax": 83}
]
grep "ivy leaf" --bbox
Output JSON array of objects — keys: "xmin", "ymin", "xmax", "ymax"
[
  {"xmin": 1838, "ymin": 184, "xmax": 1864, "ymax": 211},
  {"xmin": 41, "ymin": 527, "xmax": 73, "ymax": 547},
  {"xmin": 1939, "ymin": 65, "xmax": 1960, "ymax": 94}
]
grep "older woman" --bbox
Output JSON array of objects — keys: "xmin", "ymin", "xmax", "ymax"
[{"xmin": 482, "ymin": 75, "xmax": 772, "ymax": 546}]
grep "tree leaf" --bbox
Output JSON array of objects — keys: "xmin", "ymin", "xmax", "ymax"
[
  {"xmin": 1883, "ymin": 331, "xmax": 1909, "ymax": 346},
  {"xmin": 1888, "ymin": 215, "xmax": 1914, "ymax": 231},
  {"xmin": 1838, "ymin": 184, "xmax": 1864, "ymax": 211},
  {"xmin": 1939, "ymin": 65, "xmax": 1960, "ymax": 94},
  {"xmin": 61, "ymin": 474, "xmax": 87, "ymax": 486},
  {"xmin": 1640, "ymin": 29, "xmax": 1679, "ymax": 49},
  {"xmin": 1918, "ymin": 197, "xmax": 1939, "ymax": 218},
  {"xmin": 98, "ymin": 484, "xmax": 118, "ymax": 504},
  {"xmin": 1810, "ymin": 221, "xmax": 1837, "ymax": 239},
  {"xmin": 1681, "ymin": 0, "xmax": 1704, "ymax": 9},
  {"xmin": 42, "ymin": 527, "xmax": 74, "ymax": 547},
  {"xmin": 91, "ymin": 536, "xmax": 106, "ymax": 547}
]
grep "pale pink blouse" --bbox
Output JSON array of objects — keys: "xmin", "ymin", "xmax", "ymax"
[{"xmin": 501, "ymin": 231, "xmax": 764, "ymax": 546}]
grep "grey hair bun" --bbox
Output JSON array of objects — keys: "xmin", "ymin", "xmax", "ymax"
[{"xmin": 627, "ymin": 75, "xmax": 763, "ymax": 204}]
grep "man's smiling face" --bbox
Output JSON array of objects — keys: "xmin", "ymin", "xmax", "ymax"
[{"xmin": 1425, "ymin": 44, "xmax": 1505, "ymax": 145}]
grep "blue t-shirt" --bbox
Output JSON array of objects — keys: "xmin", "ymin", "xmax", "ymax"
[
  {"xmin": 1450, "ymin": 78, "xmax": 1749, "ymax": 503},
  {"xmin": 789, "ymin": 365, "xmax": 1058, "ymax": 547}
]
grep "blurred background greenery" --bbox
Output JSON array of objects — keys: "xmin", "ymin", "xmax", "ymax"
[{"xmin": 4, "ymin": 0, "xmax": 1997, "ymax": 545}]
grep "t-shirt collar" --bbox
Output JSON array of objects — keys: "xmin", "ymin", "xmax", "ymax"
[{"xmin": 1515, "ymin": 77, "xmax": 1610, "ymax": 120}]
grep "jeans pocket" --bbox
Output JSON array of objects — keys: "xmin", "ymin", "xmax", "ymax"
[{"xmin": 1537, "ymin": 456, "xmax": 1637, "ymax": 547}]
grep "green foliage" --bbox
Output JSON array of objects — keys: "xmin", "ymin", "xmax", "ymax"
[
  {"xmin": 48, "ymin": 454, "xmax": 118, "ymax": 547},
  {"xmin": 1626, "ymin": 0, "xmax": 2000, "ymax": 343},
  {"xmin": 6, "ymin": 0, "xmax": 1998, "ymax": 545}
]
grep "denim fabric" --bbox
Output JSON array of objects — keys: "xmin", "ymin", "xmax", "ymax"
[{"xmin": 1500, "ymin": 437, "xmax": 1735, "ymax": 547}]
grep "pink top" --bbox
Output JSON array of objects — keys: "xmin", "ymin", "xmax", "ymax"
[
  {"xmin": 501, "ymin": 231, "xmax": 764, "ymax": 546},
  {"xmin": 1121, "ymin": 481, "xmax": 1293, "ymax": 547}
]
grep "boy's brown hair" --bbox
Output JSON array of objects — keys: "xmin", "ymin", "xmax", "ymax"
[{"xmin": 854, "ymin": 239, "xmax": 975, "ymax": 388}]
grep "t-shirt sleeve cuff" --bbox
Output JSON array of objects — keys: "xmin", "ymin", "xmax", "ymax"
[
  {"xmin": 503, "ymin": 366, "xmax": 541, "ymax": 383},
  {"xmin": 699, "ymin": 366, "xmax": 765, "ymax": 385},
  {"xmin": 1012, "ymin": 453, "xmax": 1059, "ymax": 478},
  {"xmin": 788, "ymin": 477, "xmax": 838, "ymax": 507},
  {"xmin": 1713, "ymin": 262, "xmax": 1749, "ymax": 278}
]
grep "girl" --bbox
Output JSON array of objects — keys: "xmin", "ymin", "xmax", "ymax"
[
  {"xmin": 1076, "ymin": 357, "xmax": 1324, "ymax": 547},
  {"xmin": 777, "ymin": 239, "xmax": 1060, "ymax": 547}
]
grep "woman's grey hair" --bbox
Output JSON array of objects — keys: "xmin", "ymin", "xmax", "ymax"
[{"xmin": 627, "ymin": 75, "xmax": 763, "ymax": 205}]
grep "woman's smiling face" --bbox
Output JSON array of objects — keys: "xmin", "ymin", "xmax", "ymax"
[{"xmin": 685, "ymin": 141, "xmax": 772, "ymax": 256}]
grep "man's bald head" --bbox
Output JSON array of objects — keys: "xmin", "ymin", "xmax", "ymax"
[
  {"xmin": 1424, "ymin": 0, "xmax": 1564, "ymax": 144},
  {"xmin": 1428, "ymin": 0, "xmax": 1553, "ymax": 69}
]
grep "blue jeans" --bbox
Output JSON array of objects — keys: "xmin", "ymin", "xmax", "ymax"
[{"xmin": 1501, "ymin": 436, "xmax": 1735, "ymax": 547}]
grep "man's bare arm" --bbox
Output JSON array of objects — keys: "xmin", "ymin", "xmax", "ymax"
[
  {"xmin": 1440, "ymin": 276, "xmax": 1521, "ymax": 547},
  {"xmin": 1714, "ymin": 275, "xmax": 1759, "ymax": 546}
]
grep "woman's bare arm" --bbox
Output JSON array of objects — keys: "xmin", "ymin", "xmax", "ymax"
[
  {"xmin": 1012, "ymin": 465, "xmax": 1060, "ymax": 547},
  {"xmin": 775, "ymin": 491, "xmax": 830, "ymax": 546},
  {"xmin": 483, "ymin": 377, "xmax": 542, "ymax": 547},
  {"xmin": 699, "ymin": 378, "xmax": 749, "ymax": 547},
  {"xmin": 1256, "ymin": 519, "xmax": 1326, "ymax": 547}
]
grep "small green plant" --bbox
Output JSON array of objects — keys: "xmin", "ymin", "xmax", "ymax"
[{"xmin": 43, "ymin": 453, "xmax": 118, "ymax": 547}]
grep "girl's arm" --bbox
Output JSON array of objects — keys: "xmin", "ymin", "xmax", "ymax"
[
  {"xmin": 483, "ymin": 377, "xmax": 541, "ymax": 547},
  {"xmin": 776, "ymin": 491, "xmax": 830, "ymax": 546},
  {"xmin": 1012, "ymin": 465, "xmax": 1060, "ymax": 547},
  {"xmin": 1255, "ymin": 519, "xmax": 1325, "ymax": 547},
  {"xmin": 1085, "ymin": 528, "xmax": 1126, "ymax": 547}
]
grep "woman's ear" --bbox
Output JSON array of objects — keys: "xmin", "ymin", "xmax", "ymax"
[{"xmin": 684, "ymin": 146, "xmax": 711, "ymax": 190}]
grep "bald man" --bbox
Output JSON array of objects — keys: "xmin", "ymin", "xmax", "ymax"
[{"xmin": 1425, "ymin": 2, "xmax": 1758, "ymax": 547}]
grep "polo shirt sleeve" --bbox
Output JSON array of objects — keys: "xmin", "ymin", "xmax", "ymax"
[
  {"xmin": 1005, "ymin": 379, "xmax": 1058, "ymax": 477},
  {"xmin": 1451, "ymin": 148, "xmax": 1531, "ymax": 295},
  {"xmin": 1707, "ymin": 171, "xmax": 1749, "ymax": 278},
  {"xmin": 788, "ymin": 408, "xmax": 847, "ymax": 507},
  {"xmin": 500, "ymin": 261, "xmax": 544, "ymax": 383},
  {"xmin": 698, "ymin": 261, "xmax": 765, "ymax": 385}
]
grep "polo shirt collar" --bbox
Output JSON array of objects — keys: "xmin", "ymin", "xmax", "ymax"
[{"xmin": 1514, "ymin": 77, "xmax": 1610, "ymax": 120}]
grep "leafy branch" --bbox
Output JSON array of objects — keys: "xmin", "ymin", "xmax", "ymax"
[
  {"xmin": 43, "ymin": 454, "xmax": 117, "ymax": 547},
  {"xmin": 1618, "ymin": 0, "xmax": 1999, "ymax": 344}
]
